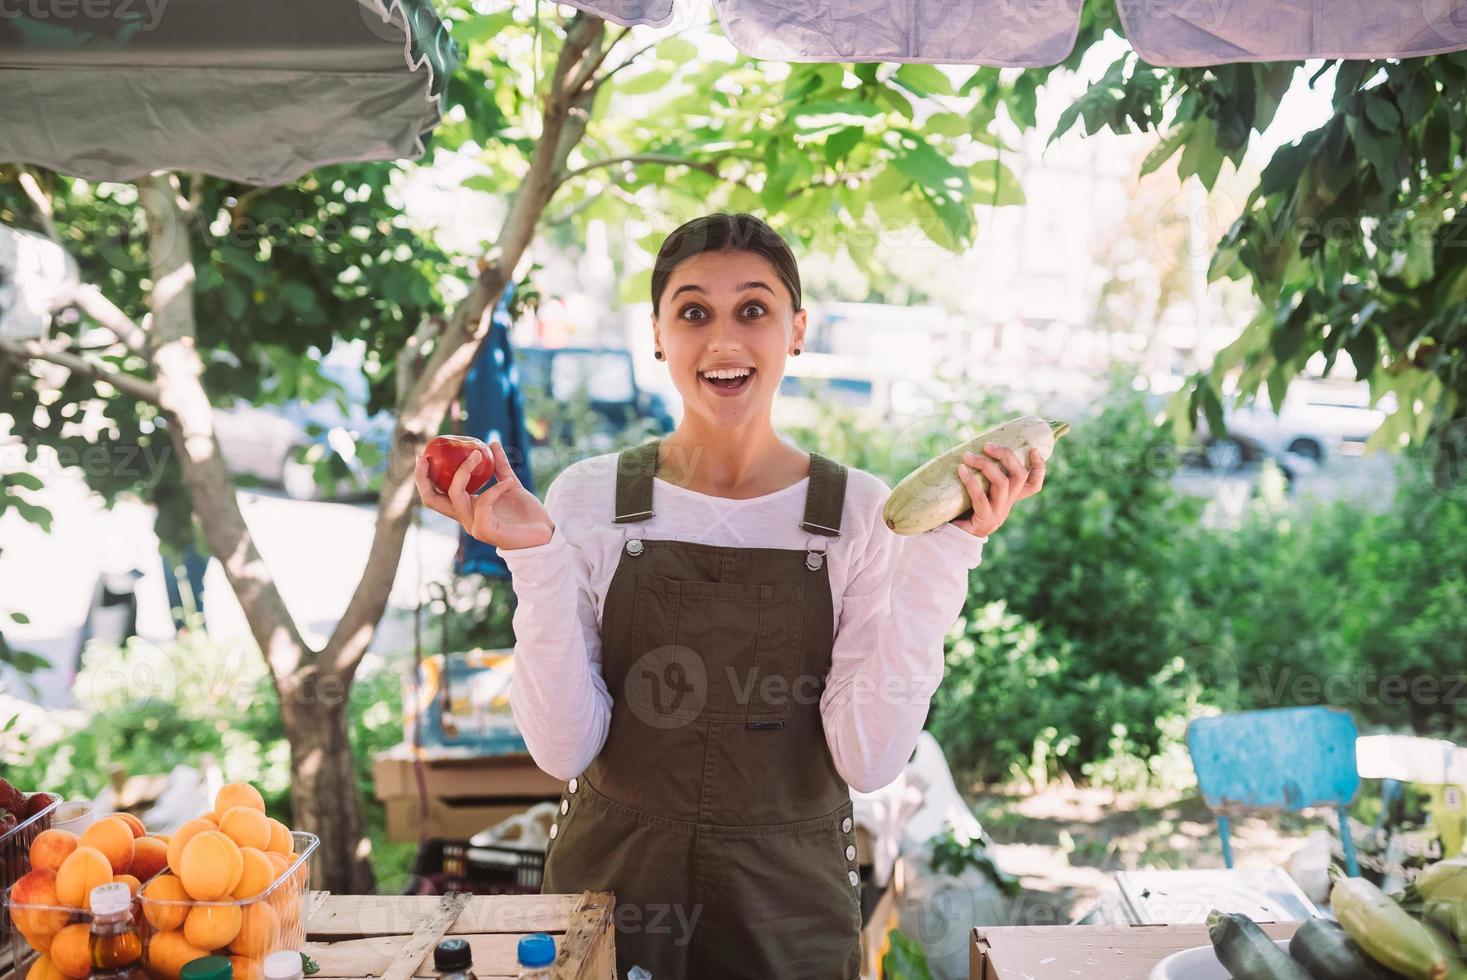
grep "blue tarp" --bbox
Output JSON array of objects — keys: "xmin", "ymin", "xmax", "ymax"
[{"xmin": 455, "ymin": 283, "xmax": 537, "ymax": 578}]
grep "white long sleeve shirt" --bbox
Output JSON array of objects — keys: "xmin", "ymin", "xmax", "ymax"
[{"xmin": 500, "ymin": 452, "xmax": 985, "ymax": 793}]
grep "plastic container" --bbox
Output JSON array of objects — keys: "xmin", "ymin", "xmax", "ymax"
[
  {"xmin": 433, "ymin": 937, "xmax": 476, "ymax": 980},
  {"xmin": 515, "ymin": 933, "xmax": 554, "ymax": 979},
  {"xmin": 52, "ymin": 800, "xmax": 98, "ymax": 835},
  {"xmin": 136, "ymin": 831, "xmax": 319, "ymax": 980},
  {"xmin": 0, "ymin": 791, "xmax": 62, "ymax": 979}
]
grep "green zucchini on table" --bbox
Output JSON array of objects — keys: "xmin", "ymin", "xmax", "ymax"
[
  {"xmin": 881, "ymin": 415, "xmax": 1070, "ymax": 535},
  {"xmin": 1332, "ymin": 874, "xmax": 1449, "ymax": 979},
  {"xmin": 1207, "ymin": 910, "xmax": 1312, "ymax": 980},
  {"xmin": 1288, "ymin": 917, "xmax": 1404, "ymax": 979}
]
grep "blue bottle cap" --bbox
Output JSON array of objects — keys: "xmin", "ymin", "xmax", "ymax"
[{"xmin": 517, "ymin": 933, "xmax": 556, "ymax": 968}]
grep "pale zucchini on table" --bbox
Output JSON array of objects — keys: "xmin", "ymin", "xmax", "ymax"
[
  {"xmin": 881, "ymin": 415, "xmax": 1071, "ymax": 535},
  {"xmin": 1331, "ymin": 872, "xmax": 1450, "ymax": 979}
]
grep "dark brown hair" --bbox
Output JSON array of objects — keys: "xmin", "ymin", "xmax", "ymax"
[{"xmin": 650, "ymin": 212, "xmax": 802, "ymax": 318}]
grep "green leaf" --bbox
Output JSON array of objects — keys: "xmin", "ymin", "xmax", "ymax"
[
  {"xmin": 922, "ymin": 112, "xmax": 972, "ymax": 138},
  {"xmin": 894, "ymin": 64, "xmax": 954, "ymax": 96},
  {"xmin": 889, "ymin": 131, "xmax": 969, "ymax": 196},
  {"xmin": 823, "ymin": 126, "xmax": 865, "ymax": 166},
  {"xmin": 10, "ymin": 612, "xmax": 30, "ymax": 625},
  {"xmin": 1177, "ymin": 120, "xmax": 1223, "ymax": 189},
  {"xmin": 656, "ymin": 38, "xmax": 698, "ymax": 64},
  {"xmin": 1140, "ymin": 124, "xmax": 1191, "ymax": 176},
  {"xmin": 618, "ymin": 68, "xmax": 672, "ymax": 95},
  {"xmin": 968, "ymin": 158, "xmax": 1025, "ymax": 206},
  {"xmin": 1365, "ymin": 96, "xmax": 1402, "ymax": 132},
  {"xmin": 6, "ymin": 472, "xmax": 43, "ymax": 492},
  {"xmin": 789, "ymin": 100, "xmax": 883, "ymax": 134}
]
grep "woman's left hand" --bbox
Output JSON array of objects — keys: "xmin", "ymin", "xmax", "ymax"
[{"xmin": 951, "ymin": 443, "xmax": 1047, "ymax": 538}]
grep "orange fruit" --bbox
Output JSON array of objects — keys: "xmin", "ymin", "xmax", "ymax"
[
  {"xmin": 184, "ymin": 903, "xmax": 243, "ymax": 951},
  {"xmin": 47, "ymin": 924, "xmax": 91, "ymax": 979},
  {"xmin": 213, "ymin": 784, "xmax": 264, "ymax": 819},
  {"xmin": 165, "ymin": 819, "xmax": 214, "ymax": 875},
  {"xmin": 141, "ymin": 874, "xmax": 190, "ymax": 932},
  {"xmin": 29, "ymin": 830, "xmax": 79, "ymax": 873},
  {"xmin": 113, "ymin": 873, "xmax": 142, "ymax": 897},
  {"xmin": 231, "ymin": 848, "xmax": 275, "ymax": 900},
  {"xmin": 114, "ymin": 813, "xmax": 148, "ymax": 838},
  {"xmin": 80, "ymin": 817, "xmax": 136, "ymax": 875},
  {"xmin": 179, "ymin": 831, "xmax": 243, "ymax": 901},
  {"xmin": 198, "ymin": 812, "xmax": 219, "ymax": 827},
  {"xmin": 129, "ymin": 836, "xmax": 169, "ymax": 881},
  {"xmin": 10, "ymin": 868, "xmax": 70, "ymax": 941},
  {"xmin": 55, "ymin": 847, "xmax": 112, "ymax": 908},
  {"xmin": 146, "ymin": 930, "xmax": 209, "ymax": 980},
  {"xmin": 25, "ymin": 955, "xmax": 66, "ymax": 980},
  {"xmin": 218, "ymin": 808, "xmax": 270, "ymax": 851},
  {"xmin": 229, "ymin": 901, "xmax": 279, "ymax": 958},
  {"xmin": 264, "ymin": 819, "xmax": 292, "ymax": 856},
  {"xmin": 264, "ymin": 852, "xmax": 291, "ymax": 879}
]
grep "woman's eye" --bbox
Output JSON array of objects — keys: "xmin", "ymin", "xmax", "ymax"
[
  {"xmin": 743, "ymin": 303, "xmax": 766, "ymax": 317},
  {"xmin": 681, "ymin": 306, "xmax": 705, "ymax": 320}
]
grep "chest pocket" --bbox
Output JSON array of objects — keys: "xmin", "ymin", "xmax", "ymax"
[{"xmin": 627, "ymin": 571, "xmax": 805, "ymax": 728}]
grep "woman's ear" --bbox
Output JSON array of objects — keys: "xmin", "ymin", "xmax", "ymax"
[{"xmin": 791, "ymin": 307, "xmax": 808, "ymax": 352}]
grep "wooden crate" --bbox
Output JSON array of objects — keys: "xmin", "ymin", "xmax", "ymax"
[{"xmin": 305, "ymin": 890, "xmax": 614, "ymax": 980}]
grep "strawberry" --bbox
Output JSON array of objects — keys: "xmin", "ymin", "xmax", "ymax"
[
  {"xmin": 24, "ymin": 792, "xmax": 54, "ymax": 819},
  {"xmin": 0, "ymin": 777, "xmax": 24, "ymax": 816}
]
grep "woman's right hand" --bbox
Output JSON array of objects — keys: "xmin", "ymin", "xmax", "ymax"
[{"xmin": 414, "ymin": 438, "xmax": 554, "ymax": 550}]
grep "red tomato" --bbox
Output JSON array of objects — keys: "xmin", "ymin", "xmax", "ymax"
[{"xmin": 424, "ymin": 435, "xmax": 494, "ymax": 494}]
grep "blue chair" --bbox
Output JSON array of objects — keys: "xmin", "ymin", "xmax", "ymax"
[{"xmin": 1187, "ymin": 706, "xmax": 1361, "ymax": 877}]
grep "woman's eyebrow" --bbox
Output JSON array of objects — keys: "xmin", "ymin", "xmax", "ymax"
[{"xmin": 670, "ymin": 281, "xmax": 775, "ymax": 299}]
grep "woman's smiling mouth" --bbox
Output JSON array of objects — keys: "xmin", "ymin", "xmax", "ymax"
[{"xmin": 701, "ymin": 366, "xmax": 755, "ymax": 394}]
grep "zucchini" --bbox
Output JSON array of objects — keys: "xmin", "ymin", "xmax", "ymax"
[
  {"xmin": 1332, "ymin": 874, "xmax": 1448, "ymax": 979},
  {"xmin": 1417, "ymin": 860, "xmax": 1467, "ymax": 902},
  {"xmin": 1288, "ymin": 917, "xmax": 1403, "ymax": 979},
  {"xmin": 1207, "ymin": 909, "xmax": 1312, "ymax": 980},
  {"xmin": 881, "ymin": 416, "xmax": 1070, "ymax": 535}
]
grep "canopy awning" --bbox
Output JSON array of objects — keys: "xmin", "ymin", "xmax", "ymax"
[
  {"xmin": 566, "ymin": 0, "xmax": 1467, "ymax": 66},
  {"xmin": 0, "ymin": 0, "xmax": 455, "ymax": 186}
]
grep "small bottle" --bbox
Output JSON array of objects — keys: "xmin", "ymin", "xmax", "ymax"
[
  {"xmin": 179, "ymin": 957, "xmax": 233, "ymax": 980},
  {"xmin": 263, "ymin": 951, "xmax": 305, "ymax": 980},
  {"xmin": 433, "ymin": 938, "xmax": 477, "ymax": 980},
  {"xmin": 515, "ymin": 934, "xmax": 555, "ymax": 979},
  {"xmin": 87, "ymin": 883, "xmax": 146, "ymax": 980}
]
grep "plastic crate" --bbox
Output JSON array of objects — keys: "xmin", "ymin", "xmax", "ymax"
[
  {"xmin": 0, "ymin": 792, "xmax": 61, "ymax": 979},
  {"xmin": 405, "ymin": 837, "xmax": 544, "ymax": 896}
]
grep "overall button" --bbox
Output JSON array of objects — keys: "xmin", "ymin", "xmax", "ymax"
[
  {"xmin": 806, "ymin": 551, "xmax": 824, "ymax": 571},
  {"xmin": 560, "ymin": 799, "xmax": 569, "ymax": 815},
  {"xmin": 841, "ymin": 817, "xmax": 853, "ymax": 834},
  {"xmin": 845, "ymin": 845, "xmax": 856, "ymax": 862},
  {"xmin": 626, "ymin": 539, "xmax": 644, "ymax": 556},
  {"xmin": 549, "ymin": 823, "xmax": 559, "ymax": 840},
  {"xmin": 568, "ymin": 778, "xmax": 578, "ymax": 794},
  {"xmin": 848, "ymin": 870, "xmax": 859, "ymax": 887}
]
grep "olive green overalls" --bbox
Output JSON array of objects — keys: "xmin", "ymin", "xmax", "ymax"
[{"xmin": 540, "ymin": 438, "xmax": 863, "ymax": 980}]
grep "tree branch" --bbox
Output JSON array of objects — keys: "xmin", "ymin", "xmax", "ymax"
[
  {"xmin": 558, "ymin": 153, "xmax": 722, "ymax": 185},
  {"xmin": 0, "ymin": 335, "xmax": 162, "ymax": 404},
  {"xmin": 70, "ymin": 284, "xmax": 152, "ymax": 357},
  {"xmin": 16, "ymin": 167, "xmax": 60, "ymax": 244}
]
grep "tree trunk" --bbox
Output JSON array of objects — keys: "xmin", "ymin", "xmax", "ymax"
[{"xmin": 280, "ymin": 669, "xmax": 375, "ymax": 895}]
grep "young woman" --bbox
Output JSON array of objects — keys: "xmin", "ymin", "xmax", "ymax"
[{"xmin": 414, "ymin": 212, "xmax": 1046, "ymax": 980}]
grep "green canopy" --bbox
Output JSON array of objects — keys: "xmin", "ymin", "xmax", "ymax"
[{"xmin": 0, "ymin": 0, "xmax": 456, "ymax": 186}]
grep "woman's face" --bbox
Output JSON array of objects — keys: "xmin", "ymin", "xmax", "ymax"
[{"xmin": 652, "ymin": 249, "xmax": 806, "ymax": 431}]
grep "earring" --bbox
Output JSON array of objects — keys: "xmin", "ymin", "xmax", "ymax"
[
  {"xmin": 654, "ymin": 350, "xmax": 664, "ymax": 361},
  {"xmin": 792, "ymin": 348, "xmax": 801, "ymax": 356}
]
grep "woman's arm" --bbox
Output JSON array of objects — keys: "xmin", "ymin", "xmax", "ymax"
[
  {"xmin": 500, "ymin": 472, "xmax": 613, "ymax": 781},
  {"xmin": 820, "ymin": 498, "xmax": 984, "ymax": 793}
]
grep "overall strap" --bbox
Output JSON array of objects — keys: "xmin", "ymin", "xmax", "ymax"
[
  {"xmin": 613, "ymin": 439, "xmax": 660, "ymax": 525},
  {"xmin": 800, "ymin": 452, "xmax": 847, "ymax": 537}
]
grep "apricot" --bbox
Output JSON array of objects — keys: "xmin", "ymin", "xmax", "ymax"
[
  {"xmin": 229, "ymin": 901, "xmax": 279, "ymax": 959},
  {"xmin": 25, "ymin": 955, "xmax": 66, "ymax": 980},
  {"xmin": 47, "ymin": 924, "xmax": 91, "ymax": 979},
  {"xmin": 112, "ymin": 873, "xmax": 142, "ymax": 897},
  {"xmin": 28, "ymin": 830, "xmax": 79, "ymax": 873},
  {"xmin": 183, "ymin": 903, "xmax": 242, "ymax": 951},
  {"xmin": 179, "ymin": 831, "xmax": 243, "ymax": 901},
  {"xmin": 10, "ymin": 868, "xmax": 69, "ymax": 943},
  {"xmin": 264, "ymin": 819, "xmax": 292, "ymax": 856},
  {"xmin": 229, "ymin": 956, "xmax": 263, "ymax": 980},
  {"xmin": 165, "ymin": 819, "xmax": 214, "ymax": 875},
  {"xmin": 213, "ymin": 784, "xmax": 264, "ymax": 819},
  {"xmin": 129, "ymin": 836, "xmax": 169, "ymax": 881},
  {"xmin": 141, "ymin": 874, "xmax": 190, "ymax": 932},
  {"xmin": 146, "ymin": 930, "xmax": 209, "ymax": 980},
  {"xmin": 113, "ymin": 813, "xmax": 148, "ymax": 838},
  {"xmin": 219, "ymin": 808, "xmax": 270, "ymax": 852},
  {"xmin": 230, "ymin": 848, "xmax": 275, "ymax": 900},
  {"xmin": 80, "ymin": 817, "xmax": 136, "ymax": 875},
  {"xmin": 55, "ymin": 847, "xmax": 112, "ymax": 908}
]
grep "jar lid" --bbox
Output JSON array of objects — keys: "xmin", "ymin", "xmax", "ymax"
[
  {"xmin": 181, "ymin": 956, "xmax": 234, "ymax": 980},
  {"xmin": 517, "ymin": 934, "xmax": 555, "ymax": 968},
  {"xmin": 433, "ymin": 938, "xmax": 472, "ymax": 972},
  {"xmin": 89, "ymin": 883, "xmax": 132, "ymax": 916},
  {"xmin": 263, "ymin": 951, "xmax": 304, "ymax": 980}
]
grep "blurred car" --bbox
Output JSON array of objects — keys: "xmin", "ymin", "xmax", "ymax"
[
  {"xmin": 1216, "ymin": 379, "xmax": 1390, "ymax": 466},
  {"xmin": 214, "ymin": 347, "xmax": 394, "ymax": 501},
  {"xmin": 515, "ymin": 345, "xmax": 675, "ymax": 455}
]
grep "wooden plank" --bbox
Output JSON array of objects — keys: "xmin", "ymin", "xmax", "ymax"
[
  {"xmin": 306, "ymin": 933, "xmax": 556, "ymax": 978},
  {"xmin": 555, "ymin": 891, "xmax": 615, "ymax": 980},
  {"xmin": 381, "ymin": 893, "xmax": 472, "ymax": 980},
  {"xmin": 308, "ymin": 894, "xmax": 581, "ymax": 937}
]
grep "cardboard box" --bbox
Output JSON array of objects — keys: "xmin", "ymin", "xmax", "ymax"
[
  {"xmin": 860, "ymin": 855, "xmax": 905, "ymax": 980},
  {"xmin": 970, "ymin": 922, "xmax": 1300, "ymax": 979},
  {"xmin": 372, "ymin": 745, "xmax": 563, "ymax": 801},
  {"xmin": 383, "ymin": 795, "xmax": 553, "ymax": 841}
]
